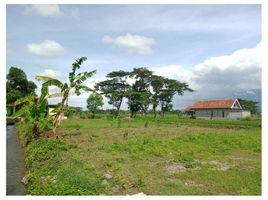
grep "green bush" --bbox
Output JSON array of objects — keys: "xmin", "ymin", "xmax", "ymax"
[{"xmin": 16, "ymin": 120, "xmax": 33, "ymax": 145}]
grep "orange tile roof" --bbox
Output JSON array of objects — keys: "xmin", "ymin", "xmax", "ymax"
[{"xmin": 185, "ymin": 99, "xmax": 236, "ymax": 110}]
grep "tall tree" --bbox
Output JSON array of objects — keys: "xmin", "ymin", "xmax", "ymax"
[
  {"xmin": 87, "ymin": 92, "xmax": 104, "ymax": 118},
  {"xmin": 158, "ymin": 78, "xmax": 193, "ymax": 117},
  {"xmin": 238, "ymin": 98, "xmax": 259, "ymax": 115},
  {"xmin": 127, "ymin": 67, "xmax": 153, "ymax": 117},
  {"xmin": 95, "ymin": 70, "xmax": 130, "ymax": 117},
  {"xmin": 6, "ymin": 67, "xmax": 37, "ymax": 114},
  {"xmin": 36, "ymin": 57, "xmax": 96, "ymax": 133},
  {"xmin": 150, "ymin": 75, "xmax": 165, "ymax": 118}
]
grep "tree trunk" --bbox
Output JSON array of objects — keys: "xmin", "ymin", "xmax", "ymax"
[
  {"xmin": 161, "ymin": 104, "xmax": 165, "ymax": 118},
  {"xmin": 52, "ymin": 92, "xmax": 68, "ymax": 134}
]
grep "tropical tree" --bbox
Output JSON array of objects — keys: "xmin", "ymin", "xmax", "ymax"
[
  {"xmin": 127, "ymin": 68, "xmax": 153, "ymax": 117},
  {"xmin": 95, "ymin": 70, "xmax": 130, "ymax": 117},
  {"xmin": 158, "ymin": 78, "xmax": 193, "ymax": 117},
  {"xmin": 12, "ymin": 85, "xmax": 52, "ymax": 141},
  {"xmin": 6, "ymin": 67, "xmax": 37, "ymax": 115},
  {"xmin": 87, "ymin": 92, "xmax": 104, "ymax": 118},
  {"xmin": 150, "ymin": 75, "xmax": 165, "ymax": 118},
  {"xmin": 238, "ymin": 98, "xmax": 259, "ymax": 115},
  {"xmin": 36, "ymin": 57, "xmax": 96, "ymax": 133}
]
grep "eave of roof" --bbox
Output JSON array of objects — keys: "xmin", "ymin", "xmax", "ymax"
[{"xmin": 185, "ymin": 99, "xmax": 237, "ymax": 110}]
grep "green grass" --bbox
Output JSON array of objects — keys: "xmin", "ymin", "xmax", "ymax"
[{"xmin": 23, "ymin": 116, "xmax": 261, "ymax": 195}]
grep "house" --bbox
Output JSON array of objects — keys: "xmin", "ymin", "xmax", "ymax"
[{"xmin": 185, "ymin": 99, "xmax": 251, "ymax": 120}]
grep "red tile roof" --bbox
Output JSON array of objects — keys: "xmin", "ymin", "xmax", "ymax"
[{"xmin": 185, "ymin": 99, "xmax": 237, "ymax": 110}]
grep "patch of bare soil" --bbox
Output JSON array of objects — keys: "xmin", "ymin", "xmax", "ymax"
[
  {"xmin": 226, "ymin": 155, "xmax": 256, "ymax": 162},
  {"xmin": 194, "ymin": 159, "xmax": 233, "ymax": 171},
  {"xmin": 165, "ymin": 162, "xmax": 186, "ymax": 173},
  {"xmin": 40, "ymin": 131, "xmax": 62, "ymax": 138},
  {"xmin": 184, "ymin": 179, "xmax": 204, "ymax": 187},
  {"xmin": 236, "ymin": 165, "xmax": 255, "ymax": 171}
]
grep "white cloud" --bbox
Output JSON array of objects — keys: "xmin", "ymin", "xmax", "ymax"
[
  {"xmin": 174, "ymin": 43, "xmax": 262, "ymax": 109},
  {"xmin": 102, "ymin": 33, "xmax": 155, "ymax": 55},
  {"xmin": 192, "ymin": 42, "xmax": 261, "ymax": 91},
  {"xmin": 38, "ymin": 69, "xmax": 67, "ymax": 83},
  {"xmin": 25, "ymin": 5, "xmax": 63, "ymax": 17},
  {"xmin": 27, "ymin": 40, "xmax": 64, "ymax": 57}
]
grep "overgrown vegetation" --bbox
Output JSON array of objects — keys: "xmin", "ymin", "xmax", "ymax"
[
  {"xmin": 22, "ymin": 116, "xmax": 261, "ymax": 195},
  {"xmin": 7, "ymin": 57, "xmax": 261, "ymax": 195}
]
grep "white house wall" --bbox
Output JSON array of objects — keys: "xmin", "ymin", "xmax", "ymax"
[{"xmin": 194, "ymin": 109, "xmax": 249, "ymax": 120}]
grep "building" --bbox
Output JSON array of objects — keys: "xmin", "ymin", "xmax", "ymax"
[{"xmin": 185, "ymin": 99, "xmax": 251, "ymax": 120}]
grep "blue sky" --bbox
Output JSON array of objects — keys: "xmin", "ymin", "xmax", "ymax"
[{"xmin": 6, "ymin": 4, "xmax": 262, "ymax": 110}]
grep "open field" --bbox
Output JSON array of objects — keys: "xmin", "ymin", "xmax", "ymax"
[{"xmin": 23, "ymin": 116, "xmax": 261, "ymax": 195}]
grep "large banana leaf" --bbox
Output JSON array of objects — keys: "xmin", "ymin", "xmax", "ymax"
[
  {"xmin": 14, "ymin": 95, "xmax": 36, "ymax": 106},
  {"xmin": 42, "ymin": 79, "xmax": 64, "ymax": 88},
  {"xmin": 80, "ymin": 85, "xmax": 94, "ymax": 92},
  {"xmin": 47, "ymin": 92, "xmax": 63, "ymax": 98},
  {"xmin": 35, "ymin": 75, "xmax": 56, "ymax": 82}
]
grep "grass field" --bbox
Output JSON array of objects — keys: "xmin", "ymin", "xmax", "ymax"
[{"xmin": 23, "ymin": 115, "xmax": 261, "ymax": 195}]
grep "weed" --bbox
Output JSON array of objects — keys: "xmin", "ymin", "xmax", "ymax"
[
  {"xmin": 117, "ymin": 120, "xmax": 121, "ymax": 128},
  {"xmin": 123, "ymin": 131, "xmax": 128, "ymax": 140},
  {"xmin": 144, "ymin": 121, "xmax": 149, "ymax": 128}
]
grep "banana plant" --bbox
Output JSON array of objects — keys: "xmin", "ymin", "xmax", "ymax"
[
  {"xmin": 35, "ymin": 57, "xmax": 96, "ymax": 133},
  {"xmin": 12, "ymin": 85, "xmax": 51, "ymax": 138}
]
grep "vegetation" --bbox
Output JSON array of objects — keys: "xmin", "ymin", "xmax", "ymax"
[
  {"xmin": 6, "ymin": 67, "xmax": 37, "ymax": 115},
  {"xmin": 21, "ymin": 115, "xmax": 261, "ymax": 195},
  {"xmin": 7, "ymin": 57, "xmax": 261, "ymax": 196},
  {"xmin": 35, "ymin": 57, "xmax": 96, "ymax": 132},
  {"xmin": 87, "ymin": 92, "xmax": 104, "ymax": 118},
  {"xmin": 95, "ymin": 70, "xmax": 130, "ymax": 117},
  {"xmin": 96, "ymin": 67, "xmax": 193, "ymax": 118},
  {"xmin": 12, "ymin": 85, "xmax": 52, "ymax": 142},
  {"xmin": 238, "ymin": 98, "xmax": 259, "ymax": 115}
]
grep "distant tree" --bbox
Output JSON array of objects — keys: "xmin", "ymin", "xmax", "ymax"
[
  {"xmin": 95, "ymin": 70, "xmax": 130, "ymax": 117},
  {"xmin": 158, "ymin": 78, "xmax": 193, "ymax": 118},
  {"xmin": 238, "ymin": 98, "xmax": 259, "ymax": 115},
  {"xmin": 6, "ymin": 67, "xmax": 37, "ymax": 115},
  {"xmin": 127, "ymin": 68, "xmax": 153, "ymax": 117},
  {"xmin": 150, "ymin": 75, "xmax": 165, "ymax": 118},
  {"xmin": 87, "ymin": 92, "xmax": 104, "ymax": 118}
]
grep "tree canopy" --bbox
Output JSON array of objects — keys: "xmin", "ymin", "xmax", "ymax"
[
  {"xmin": 87, "ymin": 92, "xmax": 104, "ymax": 118},
  {"xmin": 95, "ymin": 67, "xmax": 193, "ymax": 118},
  {"xmin": 238, "ymin": 98, "xmax": 259, "ymax": 114},
  {"xmin": 6, "ymin": 67, "xmax": 37, "ymax": 105}
]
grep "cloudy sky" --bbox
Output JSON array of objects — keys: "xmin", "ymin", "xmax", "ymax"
[{"xmin": 6, "ymin": 4, "xmax": 262, "ymax": 110}]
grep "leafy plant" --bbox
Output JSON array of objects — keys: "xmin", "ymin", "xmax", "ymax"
[
  {"xmin": 36, "ymin": 57, "xmax": 96, "ymax": 133},
  {"xmin": 12, "ymin": 85, "xmax": 52, "ymax": 139}
]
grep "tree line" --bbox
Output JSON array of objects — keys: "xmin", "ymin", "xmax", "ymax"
[{"xmin": 94, "ymin": 68, "xmax": 193, "ymax": 118}]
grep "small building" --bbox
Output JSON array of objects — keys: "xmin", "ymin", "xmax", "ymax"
[{"xmin": 185, "ymin": 99, "xmax": 251, "ymax": 120}]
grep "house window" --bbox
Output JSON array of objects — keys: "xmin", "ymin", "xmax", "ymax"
[{"xmin": 211, "ymin": 111, "xmax": 213, "ymax": 118}]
